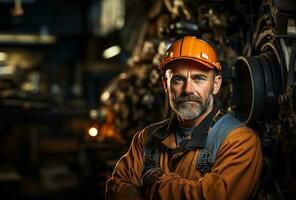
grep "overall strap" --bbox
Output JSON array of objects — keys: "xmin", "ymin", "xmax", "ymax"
[
  {"xmin": 196, "ymin": 113, "xmax": 244, "ymax": 175},
  {"xmin": 142, "ymin": 123, "xmax": 166, "ymax": 174},
  {"xmin": 144, "ymin": 131, "xmax": 160, "ymax": 160}
]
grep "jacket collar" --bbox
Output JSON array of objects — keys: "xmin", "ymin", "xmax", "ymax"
[{"xmin": 152, "ymin": 99, "xmax": 222, "ymax": 149}]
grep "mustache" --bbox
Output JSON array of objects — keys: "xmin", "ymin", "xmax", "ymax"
[{"xmin": 175, "ymin": 95, "xmax": 203, "ymax": 104}]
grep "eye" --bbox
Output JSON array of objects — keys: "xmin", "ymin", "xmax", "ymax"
[
  {"xmin": 172, "ymin": 76, "xmax": 184, "ymax": 84},
  {"xmin": 193, "ymin": 75, "xmax": 206, "ymax": 82}
]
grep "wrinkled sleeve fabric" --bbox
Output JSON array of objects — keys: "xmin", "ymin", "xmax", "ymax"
[
  {"xmin": 105, "ymin": 131, "xmax": 145, "ymax": 200},
  {"xmin": 148, "ymin": 127, "xmax": 263, "ymax": 200}
]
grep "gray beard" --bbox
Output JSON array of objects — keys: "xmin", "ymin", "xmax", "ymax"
[{"xmin": 171, "ymin": 94, "xmax": 213, "ymax": 120}]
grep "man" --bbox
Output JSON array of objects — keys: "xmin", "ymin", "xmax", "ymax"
[{"xmin": 105, "ymin": 36, "xmax": 263, "ymax": 200}]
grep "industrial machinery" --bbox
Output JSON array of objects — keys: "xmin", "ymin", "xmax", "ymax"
[
  {"xmin": 100, "ymin": 0, "xmax": 296, "ymax": 199},
  {"xmin": 0, "ymin": 0, "xmax": 295, "ymax": 199},
  {"xmin": 233, "ymin": 0, "xmax": 296, "ymax": 199}
]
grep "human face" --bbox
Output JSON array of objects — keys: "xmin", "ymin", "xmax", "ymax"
[{"xmin": 163, "ymin": 60, "xmax": 222, "ymax": 121}]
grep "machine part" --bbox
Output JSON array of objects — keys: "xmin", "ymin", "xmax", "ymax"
[
  {"xmin": 232, "ymin": 0, "xmax": 296, "ymax": 198},
  {"xmin": 163, "ymin": 0, "xmax": 192, "ymax": 20},
  {"xmin": 267, "ymin": 0, "xmax": 296, "ymax": 36},
  {"xmin": 233, "ymin": 50, "xmax": 283, "ymax": 123},
  {"xmin": 253, "ymin": 31, "xmax": 286, "ymax": 91},
  {"xmin": 163, "ymin": 20, "xmax": 199, "ymax": 37},
  {"xmin": 100, "ymin": 64, "xmax": 167, "ymax": 141},
  {"xmin": 233, "ymin": 6, "xmax": 287, "ymax": 124}
]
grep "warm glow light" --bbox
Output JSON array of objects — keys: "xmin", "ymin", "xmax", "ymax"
[
  {"xmin": 88, "ymin": 127, "xmax": 98, "ymax": 137},
  {"xmin": 89, "ymin": 109, "xmax": 99, "ymax": 120},
  {"xmin": 101, "ymin": 91, "xmax": 110, "ymax": 102},
  {"xmin": 0, "ymin": 34, "xmax": 56, "ymax": 44},
  {"xmin": 0, "ymin": 52, "xmax": 7, "ymax": 61},
  {"xmin": 102, "ymin": 45, "xmax": 121, "ymax": 59}
]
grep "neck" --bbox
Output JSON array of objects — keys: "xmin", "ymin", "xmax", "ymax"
[{"xmin": 178, "ymin": 99, "xmax": 214, "ymax": 128}]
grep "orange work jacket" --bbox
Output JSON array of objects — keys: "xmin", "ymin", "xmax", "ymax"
[{"xmin": 106, "ymin": 117, "xmax": 263, "ymax": 200}]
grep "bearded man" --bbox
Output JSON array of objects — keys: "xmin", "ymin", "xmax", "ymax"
[{"xmin": 105, "ymin": 36, "xmax": 263, "ymax": 200}]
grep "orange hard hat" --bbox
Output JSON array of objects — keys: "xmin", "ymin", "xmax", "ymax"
[{"xmin": 159, "ymin": 36, "xmax": 221, "ymax": 72}]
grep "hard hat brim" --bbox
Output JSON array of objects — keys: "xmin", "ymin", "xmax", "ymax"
[{"xmin": 159, "ymin": 56, "xmax": 220, "ymax": 72}]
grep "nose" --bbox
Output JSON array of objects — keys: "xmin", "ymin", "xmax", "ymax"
[{"xmin": 184, "ymin": 80, "xmax": 194, "ymax": 95}]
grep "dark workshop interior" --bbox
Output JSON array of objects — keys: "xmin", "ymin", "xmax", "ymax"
[{"xmin": 0, "ymin": 0, "xmax": 295, "ymax": 199}]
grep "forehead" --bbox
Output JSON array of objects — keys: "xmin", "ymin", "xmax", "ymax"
[{"xmin": 166, "ymin": 59, "xmax": 212, "ymax": 74}]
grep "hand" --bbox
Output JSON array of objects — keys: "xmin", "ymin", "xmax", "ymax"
[
  {"xmin": 141, "ymin": 167, "xmax": 164, "ymax": 188},
  {"xmin": 141, "ymin": 155, "xmax": 164, "ymax": 188},
  {"xmin": 142, "ymin": 155, "xmax": 158, "ymax": 175}
]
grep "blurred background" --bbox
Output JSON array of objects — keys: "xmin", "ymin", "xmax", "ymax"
[{"xmin": 0, "ymin": 0, "xmax": 295, "ymax": 199}]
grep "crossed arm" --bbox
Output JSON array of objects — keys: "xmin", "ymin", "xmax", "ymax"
[{"xmin": 105, "ymin": 127, "xmax": 263, "ymax": 200}]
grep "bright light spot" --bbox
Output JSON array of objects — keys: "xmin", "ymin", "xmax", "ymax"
[
  {"xmin": 101, "ymin": 91, "xmax": 110, "ymax": 102},
  {"xmin": 102, "ymin": 45, "xmax": 121, "ymax": 59},
  {"xmin": 0, "ymin": 52, "xmax": 7, "ymax": 61},
  {"xmin": 0, "ymin": 34, "xmax": 56, "ymax": 44},
  {"xmin": 88, "ymin": 127, "xmax": 98, "ymax": 137},
  {"xmin": 119, "ymin": 72, "xmax": 127, "ymax": 79},
  {"xmin": 89, "ymin": 109, "xmax": 99, "ymax": 120}
]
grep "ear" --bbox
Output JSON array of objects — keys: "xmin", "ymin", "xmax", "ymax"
[
  {"xmin": 213, "ymin": 75, "xmax": 222, "ymax": 95},
  {"xmin": 162, "ymin": 77, "xmax": 168, "ymax": 94}
]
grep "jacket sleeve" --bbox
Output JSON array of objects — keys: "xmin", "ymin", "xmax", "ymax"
[
  {"xmin": 105, "ymin": 130, "xmax": 145, "ymax": 200},
  {"xmin": 148, "ymin": 127, "xmax": 263, "ymax": 200}
]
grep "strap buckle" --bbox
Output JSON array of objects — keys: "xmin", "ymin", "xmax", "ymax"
[{"xmin": 196, "ymin": 149, "xmax": 214, "ymax": 175}]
